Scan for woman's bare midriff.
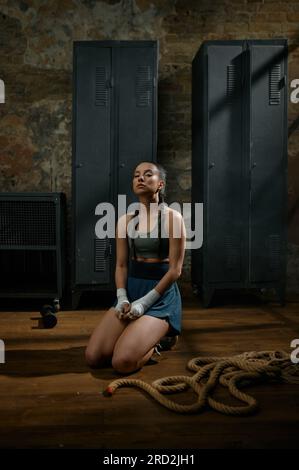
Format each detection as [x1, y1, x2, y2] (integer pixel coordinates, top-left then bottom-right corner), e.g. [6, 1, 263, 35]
[132, 256, 169, 263]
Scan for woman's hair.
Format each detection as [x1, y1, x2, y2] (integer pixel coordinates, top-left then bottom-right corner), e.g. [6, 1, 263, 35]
[155, 162, 167, 205]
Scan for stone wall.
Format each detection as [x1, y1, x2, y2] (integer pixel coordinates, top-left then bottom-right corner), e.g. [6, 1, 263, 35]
[0, 0, 299, 299]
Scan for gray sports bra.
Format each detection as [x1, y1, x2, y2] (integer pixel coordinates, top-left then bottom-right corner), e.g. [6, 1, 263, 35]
[127, 209, 169, 260]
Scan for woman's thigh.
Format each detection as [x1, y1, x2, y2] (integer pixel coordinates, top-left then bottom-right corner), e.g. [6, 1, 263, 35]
[112, 315, 170, 362]
[86, 307, 130, 360]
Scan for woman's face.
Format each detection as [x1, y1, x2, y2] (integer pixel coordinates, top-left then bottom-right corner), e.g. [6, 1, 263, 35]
[133, 163, 163, 196]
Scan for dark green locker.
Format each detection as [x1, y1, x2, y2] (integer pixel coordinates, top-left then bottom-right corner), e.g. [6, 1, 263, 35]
[192, 39, 288, 307]
[72, 41, 158, 308]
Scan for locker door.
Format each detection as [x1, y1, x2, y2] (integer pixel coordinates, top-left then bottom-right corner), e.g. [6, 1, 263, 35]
[249, 43, 287, 282]
[74, 45, 112, 285]
[116, 45, 157, 208]
[207, 45, 245, 282]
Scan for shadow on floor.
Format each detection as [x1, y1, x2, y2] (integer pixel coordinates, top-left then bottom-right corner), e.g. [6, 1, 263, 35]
[0, 346, 160, 380]
[0, 346, 119, 380]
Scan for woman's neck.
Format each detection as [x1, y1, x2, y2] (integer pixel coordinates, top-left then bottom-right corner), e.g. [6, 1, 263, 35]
[138, 197, 159, 214]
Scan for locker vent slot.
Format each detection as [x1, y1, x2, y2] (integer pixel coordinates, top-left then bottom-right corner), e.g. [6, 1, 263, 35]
[227, 64, 239, 104]
[0, 200, 56, 246]
[224, 235, 239, 270]
[95, 66, 108, 107]
[269, 64, 281, 105]
[136, 65, 152, 107]
[268, 234, 280, 273]
[94, 238, 109, 272]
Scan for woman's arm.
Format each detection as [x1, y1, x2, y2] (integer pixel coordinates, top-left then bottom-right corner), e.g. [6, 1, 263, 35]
[115, 214, 129, 289]
[113, 214, 132, 317]
[154, 209, 186, 296]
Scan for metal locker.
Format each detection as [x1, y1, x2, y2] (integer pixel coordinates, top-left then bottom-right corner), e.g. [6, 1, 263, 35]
[249, 42, 288, 288]
[206, 43, 244, 284]
[72, 41, 158, 308]
[73, 45, 112, 288]
[191, 39, 288, 307]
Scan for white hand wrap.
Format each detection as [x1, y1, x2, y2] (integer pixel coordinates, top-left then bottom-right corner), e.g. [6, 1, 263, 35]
[114, 288, 130, 317]
[126, 288, 161, 320]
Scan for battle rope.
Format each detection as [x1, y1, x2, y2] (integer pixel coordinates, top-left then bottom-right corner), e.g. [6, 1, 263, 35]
[102, 350, 299, 415]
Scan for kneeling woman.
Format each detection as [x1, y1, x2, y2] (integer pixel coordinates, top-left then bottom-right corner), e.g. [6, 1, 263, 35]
[85, 161, 186, 374]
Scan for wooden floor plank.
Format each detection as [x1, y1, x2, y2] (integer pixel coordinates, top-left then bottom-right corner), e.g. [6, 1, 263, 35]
[0, 298, 299, 449]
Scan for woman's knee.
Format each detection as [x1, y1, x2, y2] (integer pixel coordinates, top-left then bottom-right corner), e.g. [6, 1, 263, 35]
[112, 351, 138, 374]
[85, 346, 100, 368]
[85, 346, 111, 369]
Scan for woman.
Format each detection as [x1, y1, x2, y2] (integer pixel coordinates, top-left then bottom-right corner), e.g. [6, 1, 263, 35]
[85, 161, 186, 374]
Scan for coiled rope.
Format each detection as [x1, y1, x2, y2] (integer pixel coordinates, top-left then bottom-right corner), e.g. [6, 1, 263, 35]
[102, 350, 299, 415]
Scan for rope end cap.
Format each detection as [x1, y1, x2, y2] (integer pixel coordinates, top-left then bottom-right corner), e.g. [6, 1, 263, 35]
[102, 386, 114, 397]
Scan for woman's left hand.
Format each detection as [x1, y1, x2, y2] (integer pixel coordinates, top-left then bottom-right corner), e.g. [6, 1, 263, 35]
[121, 288, 161, 321]
[122, 299, 145, 320]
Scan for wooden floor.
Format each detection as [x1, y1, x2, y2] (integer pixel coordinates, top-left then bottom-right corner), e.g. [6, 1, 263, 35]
[0, 291, 299, 449]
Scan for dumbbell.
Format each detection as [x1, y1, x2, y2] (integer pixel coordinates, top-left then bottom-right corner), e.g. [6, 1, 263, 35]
[40, 299, 60, 328]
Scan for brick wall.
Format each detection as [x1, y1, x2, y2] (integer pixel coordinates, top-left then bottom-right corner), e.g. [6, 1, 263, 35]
[0, 0, 298, 298]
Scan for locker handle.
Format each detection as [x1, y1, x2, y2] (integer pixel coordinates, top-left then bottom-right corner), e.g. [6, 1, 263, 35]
[279, 75, 286, 89]
[251, 162, 257, 169]
[208, 162, 215, 169]
[104, 244, 111, 258]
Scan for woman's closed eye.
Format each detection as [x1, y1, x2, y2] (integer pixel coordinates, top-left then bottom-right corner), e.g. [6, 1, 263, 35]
[134, 173, 152, 178]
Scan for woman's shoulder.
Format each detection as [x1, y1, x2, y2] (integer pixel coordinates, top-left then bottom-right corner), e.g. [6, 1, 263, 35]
[125, 212, 138, 225]
[161, 206, 185, 237]
[164, 206, 181, 216]
[126, 211, 137, 218]
[116, 212, 137, 238]
[116, 213, 129, 238]
[117, 212, 136, 223]
[162, 206, 184, 222]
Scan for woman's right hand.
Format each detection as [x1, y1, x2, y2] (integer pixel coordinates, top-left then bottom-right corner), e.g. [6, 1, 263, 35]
[114, 288, 131, 320]
[114, 300, 131, 320]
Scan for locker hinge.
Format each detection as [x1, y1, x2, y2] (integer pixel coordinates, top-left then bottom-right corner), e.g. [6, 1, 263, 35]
[153, 77, 157, 87]
[107, 77, 114, 88]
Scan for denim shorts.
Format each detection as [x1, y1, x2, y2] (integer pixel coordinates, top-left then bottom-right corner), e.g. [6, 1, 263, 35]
[113, 259, 182, 336]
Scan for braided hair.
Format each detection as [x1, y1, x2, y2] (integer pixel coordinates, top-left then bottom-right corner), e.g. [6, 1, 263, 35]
[155, 162, 167, 207]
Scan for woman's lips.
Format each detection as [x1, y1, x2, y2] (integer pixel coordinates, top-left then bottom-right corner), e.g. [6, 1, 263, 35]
[137, 184, 145, 187]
